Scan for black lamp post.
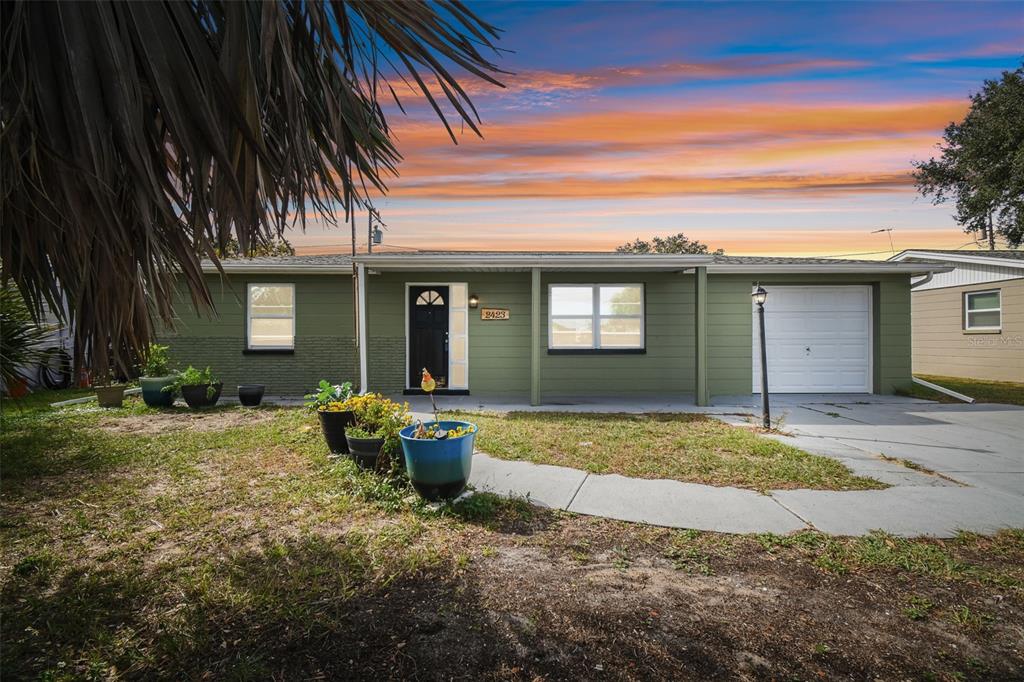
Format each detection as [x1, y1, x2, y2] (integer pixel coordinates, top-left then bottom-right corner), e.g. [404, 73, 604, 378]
[752, 284, 770, 429]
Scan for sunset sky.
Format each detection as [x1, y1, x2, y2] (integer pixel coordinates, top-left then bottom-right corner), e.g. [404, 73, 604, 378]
[295, 1, 1023, 257]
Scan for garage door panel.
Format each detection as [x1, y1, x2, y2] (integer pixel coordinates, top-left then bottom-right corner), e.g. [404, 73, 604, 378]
[753, 286, 871, 393]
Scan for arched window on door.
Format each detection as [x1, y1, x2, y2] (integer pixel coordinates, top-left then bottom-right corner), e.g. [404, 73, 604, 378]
[415, 289, 445, 306]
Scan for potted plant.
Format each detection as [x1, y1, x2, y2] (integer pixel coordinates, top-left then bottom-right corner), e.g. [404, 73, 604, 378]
[237, 384, 265, 407]
[168, 365, 222, 409]
[305, 380, 355, 454]
[138, 343, 176, 407]
[398, 369, 478, 500]
[341, 393, 411, 470]
[94, 371, 128, 408]
[343, 426, 386, 469]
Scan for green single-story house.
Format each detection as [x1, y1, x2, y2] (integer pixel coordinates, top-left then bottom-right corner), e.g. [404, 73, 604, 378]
[161, 252, 951, 405]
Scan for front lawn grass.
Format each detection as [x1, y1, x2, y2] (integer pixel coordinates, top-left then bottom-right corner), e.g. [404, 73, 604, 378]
[451, 410, 885, 491]
[2, 392, 1023, 680]
[904, 374, 1024, 406]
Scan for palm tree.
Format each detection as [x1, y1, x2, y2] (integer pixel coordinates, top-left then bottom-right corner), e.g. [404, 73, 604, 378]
[1, 0, 504, 376]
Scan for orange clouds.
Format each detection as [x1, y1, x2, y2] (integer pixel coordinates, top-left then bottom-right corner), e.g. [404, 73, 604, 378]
[378, 99, 967, 200]
[393, 171, 914, 199]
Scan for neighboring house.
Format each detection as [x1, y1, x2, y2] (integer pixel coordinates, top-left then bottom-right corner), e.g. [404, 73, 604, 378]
[889, 249, 1024, 383]
[161, 252, 949, 404]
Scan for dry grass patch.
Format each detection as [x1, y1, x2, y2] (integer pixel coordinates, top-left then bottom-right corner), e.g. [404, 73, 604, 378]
[96, 406, 278, 435]
[454, 411, 885, 492]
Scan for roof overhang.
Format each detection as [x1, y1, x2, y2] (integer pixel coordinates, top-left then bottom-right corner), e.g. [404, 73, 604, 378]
[351, 253, 714, 271]
[890, 250, 1024, 269]
[201, 261, 352, 274]
[707, 262, 953, 275]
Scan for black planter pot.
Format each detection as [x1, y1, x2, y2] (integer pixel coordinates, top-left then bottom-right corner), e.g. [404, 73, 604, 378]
[181, 382, 223, 409]
[345, 433, 386, 470]
[318, 410, 354, 454]
[237, 384, 265, 407]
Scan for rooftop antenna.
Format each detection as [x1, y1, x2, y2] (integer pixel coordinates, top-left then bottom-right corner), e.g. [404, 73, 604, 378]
[871, 228, 895, 255]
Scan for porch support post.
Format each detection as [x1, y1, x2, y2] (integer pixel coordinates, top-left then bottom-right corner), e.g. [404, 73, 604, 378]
[530, 267, 541, 406]
[357, 262, 368, 394]
[694, 266, 709, 406]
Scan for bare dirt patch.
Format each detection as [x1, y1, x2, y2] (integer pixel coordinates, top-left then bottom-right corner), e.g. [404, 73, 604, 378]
[97, 408, 276, 436]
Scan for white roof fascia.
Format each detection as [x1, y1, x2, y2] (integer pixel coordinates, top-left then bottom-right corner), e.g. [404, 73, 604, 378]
[890, 250, 1024, 269]
[707, 263, 953, 275]
[351, 253, 714, 270]
[201, 262, 352, 274]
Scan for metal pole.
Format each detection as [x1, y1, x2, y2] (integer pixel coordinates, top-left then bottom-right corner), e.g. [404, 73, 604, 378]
[367, 208, 373, 254]
[757, 302, 770, 429]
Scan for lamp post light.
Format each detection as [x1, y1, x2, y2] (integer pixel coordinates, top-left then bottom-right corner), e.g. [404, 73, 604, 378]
[752, 284, 770, 429]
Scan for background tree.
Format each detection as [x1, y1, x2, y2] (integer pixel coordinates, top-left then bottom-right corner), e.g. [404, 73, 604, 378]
[215, 237, 296, 259]
[616, 233, 724, 255]
[913, 64, 1023, 249]
[1, 1, 504, 376]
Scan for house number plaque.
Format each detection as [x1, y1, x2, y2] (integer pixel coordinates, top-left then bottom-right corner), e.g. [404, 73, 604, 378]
[480, 308, 510, 320]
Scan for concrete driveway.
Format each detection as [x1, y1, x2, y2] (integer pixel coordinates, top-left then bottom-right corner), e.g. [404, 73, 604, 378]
[711, 395, 1024, 535]
[724, 396, 1024, 495]
[406, 392, 1024, 536]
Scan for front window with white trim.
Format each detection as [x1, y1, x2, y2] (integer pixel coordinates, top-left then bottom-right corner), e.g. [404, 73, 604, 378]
[549, 284, 644, 350]
[964, 289, 1001, 331]
[247, 283, 295, 349]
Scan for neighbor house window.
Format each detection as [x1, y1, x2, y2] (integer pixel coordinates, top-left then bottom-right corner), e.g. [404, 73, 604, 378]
[549, 284, 644, 350]
[247, 283, 295, 349]
[964, 289, 1001, 331]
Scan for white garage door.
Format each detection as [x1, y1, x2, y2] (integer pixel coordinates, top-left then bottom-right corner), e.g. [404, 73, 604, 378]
[752, 285, 872, 393]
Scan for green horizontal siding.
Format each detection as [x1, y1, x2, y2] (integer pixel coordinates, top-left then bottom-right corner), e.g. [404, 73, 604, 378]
[538, 272, 695, 397]
[160, 268, 913, 400]
[159, 274, 355, 395]
[876, 278, 913, 394]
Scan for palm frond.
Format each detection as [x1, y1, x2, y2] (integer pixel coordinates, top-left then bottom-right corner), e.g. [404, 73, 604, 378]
[0, 283, 54, 388]
[0, 0, 504, 376]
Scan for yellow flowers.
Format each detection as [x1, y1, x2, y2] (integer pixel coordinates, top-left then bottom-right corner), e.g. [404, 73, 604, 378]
[412, 422, 477, 440]
[448, 424, 476, 439]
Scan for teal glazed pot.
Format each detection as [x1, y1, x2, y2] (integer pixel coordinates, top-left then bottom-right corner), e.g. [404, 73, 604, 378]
[140, 376, 176, 407]
[399, 421, 477, 501]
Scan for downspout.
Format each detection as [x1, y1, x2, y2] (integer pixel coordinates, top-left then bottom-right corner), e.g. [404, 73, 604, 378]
[910, 271, 934, 289]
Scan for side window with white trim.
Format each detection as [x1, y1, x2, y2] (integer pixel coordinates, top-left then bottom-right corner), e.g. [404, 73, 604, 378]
[963, 289, 1001, 331]
[248, 283, 295, 349]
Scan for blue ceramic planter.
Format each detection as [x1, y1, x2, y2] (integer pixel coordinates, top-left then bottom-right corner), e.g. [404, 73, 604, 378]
[140, 376, 175, 408]
[399, 421, 477, 501]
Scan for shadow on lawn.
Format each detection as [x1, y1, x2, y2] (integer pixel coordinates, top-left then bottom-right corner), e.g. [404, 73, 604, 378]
[2, 535, 521, 680]
[1, 532, 763, 681]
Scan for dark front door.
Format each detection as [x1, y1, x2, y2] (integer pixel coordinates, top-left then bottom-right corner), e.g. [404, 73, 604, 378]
[409, 285, 449, 389]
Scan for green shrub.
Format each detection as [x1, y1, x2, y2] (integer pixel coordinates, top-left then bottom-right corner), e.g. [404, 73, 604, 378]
[165, 366, 219, 398]
[139, 343, 172, 377]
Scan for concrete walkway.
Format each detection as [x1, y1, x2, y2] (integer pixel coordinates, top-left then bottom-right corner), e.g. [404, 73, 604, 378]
[419, 394, 1024, 538]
